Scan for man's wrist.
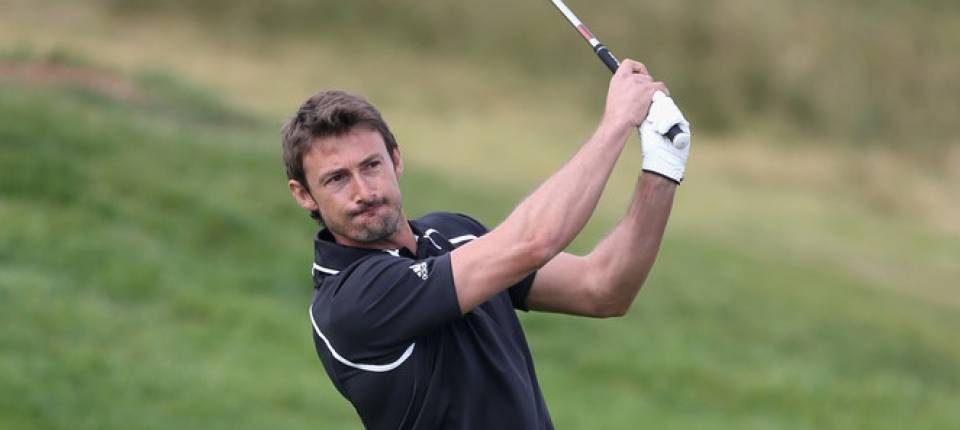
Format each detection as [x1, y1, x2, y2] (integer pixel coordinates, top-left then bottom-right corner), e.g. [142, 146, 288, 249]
[641, 169, 681, 185]
[641, 153, 685, 183]
[599, 111, 636, 133]
[595, 115, 634, 146]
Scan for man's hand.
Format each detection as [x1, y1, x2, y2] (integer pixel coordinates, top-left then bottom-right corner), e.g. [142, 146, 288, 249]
[602, 59, 691, 183]
[640, 91, 691, 183]
[601, 59, 669, 130]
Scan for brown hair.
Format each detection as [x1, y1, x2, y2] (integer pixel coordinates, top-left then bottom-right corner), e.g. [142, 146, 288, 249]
[281, 90, 398, 222]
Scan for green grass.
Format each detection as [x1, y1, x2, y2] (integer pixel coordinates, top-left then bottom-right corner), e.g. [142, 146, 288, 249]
[1, 61, 958, 429]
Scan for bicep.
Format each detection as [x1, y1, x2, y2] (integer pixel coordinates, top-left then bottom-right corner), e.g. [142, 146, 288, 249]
[525, 252, 603, 316]
[449, 225, 543, 314]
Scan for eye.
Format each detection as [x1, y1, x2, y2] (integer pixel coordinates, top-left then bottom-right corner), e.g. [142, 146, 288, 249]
[367, 160, 381, 169]
[325, 173, 345, 186]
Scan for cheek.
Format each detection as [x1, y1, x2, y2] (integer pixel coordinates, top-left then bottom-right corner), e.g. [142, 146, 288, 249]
[384, 178, 403, 201]
[313, 191, 344, 215]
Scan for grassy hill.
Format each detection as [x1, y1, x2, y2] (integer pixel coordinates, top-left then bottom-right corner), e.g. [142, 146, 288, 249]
[2, 54, 959, 429]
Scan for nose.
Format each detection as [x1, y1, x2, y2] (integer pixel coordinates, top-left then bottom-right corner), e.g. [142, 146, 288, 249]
[352, 175, 377, 203]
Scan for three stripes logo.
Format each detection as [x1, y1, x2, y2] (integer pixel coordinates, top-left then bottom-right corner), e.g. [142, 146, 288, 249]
[409, 262, 429, 280]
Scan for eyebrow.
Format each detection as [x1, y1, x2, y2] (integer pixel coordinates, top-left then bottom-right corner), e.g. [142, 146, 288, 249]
[358, 153, 383, 166]
[317, 167, 347, 187]
[316, 153, 384, 186]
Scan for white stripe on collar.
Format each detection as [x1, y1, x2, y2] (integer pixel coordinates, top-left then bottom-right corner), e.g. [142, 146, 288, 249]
[422, 229, 443, 250]
[312, 263, 340, 275]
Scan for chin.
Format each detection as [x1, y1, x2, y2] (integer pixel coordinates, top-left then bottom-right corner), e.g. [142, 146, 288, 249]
[353, 218, 398, 243]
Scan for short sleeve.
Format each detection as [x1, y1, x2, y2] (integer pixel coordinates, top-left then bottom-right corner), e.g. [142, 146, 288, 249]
[425, 212, 537, 311]
[448, 213, 489, 235]
[450, 213, 536, 310]
[509, 271, 537, 311]
[327, 253, 462, 353]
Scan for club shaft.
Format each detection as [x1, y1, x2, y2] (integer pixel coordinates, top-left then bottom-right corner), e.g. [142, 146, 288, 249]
[549, 0, 619, 71]
[549, 0, 684, 141]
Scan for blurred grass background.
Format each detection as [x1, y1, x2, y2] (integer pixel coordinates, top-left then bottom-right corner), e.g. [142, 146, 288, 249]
[1, 0, 958, 428]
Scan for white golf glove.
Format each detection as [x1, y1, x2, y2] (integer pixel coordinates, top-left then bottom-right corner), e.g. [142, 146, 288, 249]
[640, 91, 691, 183]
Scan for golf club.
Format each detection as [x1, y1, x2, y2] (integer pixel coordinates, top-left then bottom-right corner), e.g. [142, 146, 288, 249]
[548, 0, 691, 148]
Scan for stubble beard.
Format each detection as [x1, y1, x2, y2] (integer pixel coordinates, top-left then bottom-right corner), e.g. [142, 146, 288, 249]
[346, 202, 402, 244]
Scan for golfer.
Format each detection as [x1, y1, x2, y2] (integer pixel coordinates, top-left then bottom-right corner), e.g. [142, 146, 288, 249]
[282, 60, 690, 429]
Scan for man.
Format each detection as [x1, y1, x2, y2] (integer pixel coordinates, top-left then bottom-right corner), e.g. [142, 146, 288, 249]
[282, 60, 690, 429]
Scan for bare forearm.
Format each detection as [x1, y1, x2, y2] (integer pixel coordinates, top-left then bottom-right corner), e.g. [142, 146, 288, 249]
[587, 172, 676, 310]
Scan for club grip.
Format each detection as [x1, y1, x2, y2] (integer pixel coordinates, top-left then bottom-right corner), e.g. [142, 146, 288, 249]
[665, 124, 684, 141]
[644, 92, 691, 149]
[637, 123, 690, 150]
[594, 45, 620, 73]
[596, 46, 690, 148]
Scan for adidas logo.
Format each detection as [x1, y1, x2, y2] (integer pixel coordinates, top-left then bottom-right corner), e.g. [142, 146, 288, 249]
[409, 262, 429, 280]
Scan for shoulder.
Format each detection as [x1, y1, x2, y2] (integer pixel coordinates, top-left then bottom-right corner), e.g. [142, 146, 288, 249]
[321, 253, 415, 296]
[417, 211, 488, 240]
[317, 252, 455, 316]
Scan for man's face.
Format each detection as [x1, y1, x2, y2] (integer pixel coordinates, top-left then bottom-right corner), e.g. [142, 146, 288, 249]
[289, 127, 405, 247]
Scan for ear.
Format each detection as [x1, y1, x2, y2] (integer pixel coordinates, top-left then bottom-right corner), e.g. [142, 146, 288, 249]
[390, 147, 404, 178]
[289, 179, 319, 212]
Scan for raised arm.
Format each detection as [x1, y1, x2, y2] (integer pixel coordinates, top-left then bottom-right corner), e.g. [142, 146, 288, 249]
[525, 172, 676, 317]
[449, 60, 667, 314]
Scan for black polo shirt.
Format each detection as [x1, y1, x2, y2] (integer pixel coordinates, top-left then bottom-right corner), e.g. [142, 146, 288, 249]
[308, 212, 553, 429]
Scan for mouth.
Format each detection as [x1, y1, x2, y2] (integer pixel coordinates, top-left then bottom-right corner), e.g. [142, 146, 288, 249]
[352, 203, 384, 220]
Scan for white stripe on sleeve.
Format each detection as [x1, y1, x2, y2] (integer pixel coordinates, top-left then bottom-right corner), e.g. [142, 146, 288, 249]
[309, 305, 415, 373]
[448, 234, 477, 244]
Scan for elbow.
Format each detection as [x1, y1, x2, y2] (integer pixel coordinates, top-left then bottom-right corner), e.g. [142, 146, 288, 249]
[593, 300, 630, 318]
[525, 240, 556, 270]
[517, 231, 561, 269]
[505, 210, 567, 269]
[588, 281, 639, 318]
[501, 238, 553, 275]
[605, 303, 630, 318]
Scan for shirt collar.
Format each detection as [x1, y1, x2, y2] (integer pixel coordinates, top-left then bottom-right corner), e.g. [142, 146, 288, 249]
[312, 220, 429, 275]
